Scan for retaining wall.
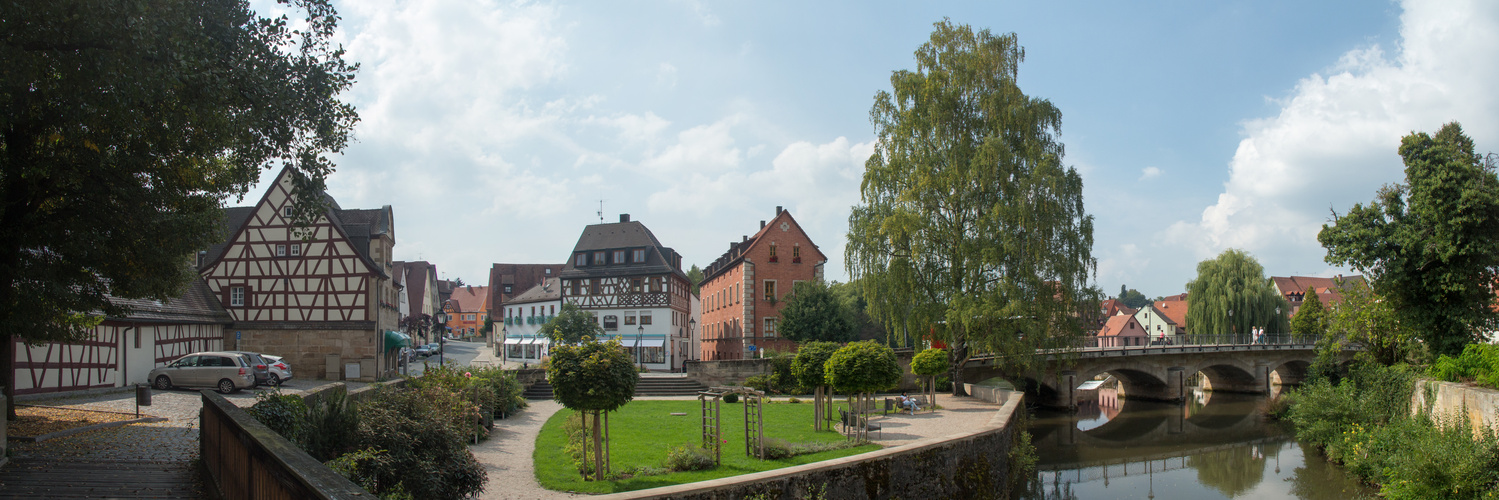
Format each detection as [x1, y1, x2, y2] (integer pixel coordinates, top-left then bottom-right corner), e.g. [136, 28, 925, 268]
[200, 390, 367, 500]
[596, 391, 1026, 500]
[1412, 380, 1499, 436]
[686, 351, 923, 392]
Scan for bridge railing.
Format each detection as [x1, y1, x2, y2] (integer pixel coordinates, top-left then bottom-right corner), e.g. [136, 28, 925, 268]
[1078, 333, 1320, 350]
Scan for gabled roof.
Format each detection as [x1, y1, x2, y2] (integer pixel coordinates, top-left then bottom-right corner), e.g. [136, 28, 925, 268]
[106, 279, 233, 324]
[401, 261, 437, 315]
[448, 285, 489, 313]
[559, 216, 687, 280]
[1098, 314, 1144, 337]
[702, 208, 827, 283]
[489, 263, 565, 311]
[1153, 299, 1188, 330]
[1272, 275, 1366, 304]
[508, 278, 561, 305]
[1135, 304, 1178, 326]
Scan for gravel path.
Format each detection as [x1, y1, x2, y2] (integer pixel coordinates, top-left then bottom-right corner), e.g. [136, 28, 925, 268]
[471, 400, 580, 500]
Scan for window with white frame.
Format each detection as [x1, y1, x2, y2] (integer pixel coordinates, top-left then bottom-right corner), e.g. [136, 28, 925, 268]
[230, 286, 245, 307]
[763, 317, 777, 337]
[283, 205, 293, 218]
[290, 243, 301, 256]
[275, 244, 287, 257]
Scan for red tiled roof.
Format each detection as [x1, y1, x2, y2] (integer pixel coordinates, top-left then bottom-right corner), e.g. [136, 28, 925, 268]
[1098, 314, 1145, 337]
[448, 285, 489, 313]
[1154, 300, 1188, 331]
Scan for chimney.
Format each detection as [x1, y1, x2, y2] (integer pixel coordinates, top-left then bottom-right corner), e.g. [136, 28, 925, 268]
[619, 214, 630, 223]
[742, 235, 748, 242]
[760, 220, 766, 229]
[775, 206, 783, 215]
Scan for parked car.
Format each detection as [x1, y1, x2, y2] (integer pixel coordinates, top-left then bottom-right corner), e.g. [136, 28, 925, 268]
[427, 342, 443, 355]
[230, 351, 272, 387]
[148, 352, 256, 394]
[413, 344, 432, 357]
[261, 354, 294, 386]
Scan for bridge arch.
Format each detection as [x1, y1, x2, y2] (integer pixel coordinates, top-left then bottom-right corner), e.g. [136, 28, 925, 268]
[1182, 358, 1261, 394]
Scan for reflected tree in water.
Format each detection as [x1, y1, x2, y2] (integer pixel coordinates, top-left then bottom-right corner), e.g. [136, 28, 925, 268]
[1188, 446, 1268, 497]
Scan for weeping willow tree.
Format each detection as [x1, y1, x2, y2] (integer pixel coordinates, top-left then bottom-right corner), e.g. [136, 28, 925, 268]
[1184, 249, 1289, 340]
[846, 20, 1099, 396]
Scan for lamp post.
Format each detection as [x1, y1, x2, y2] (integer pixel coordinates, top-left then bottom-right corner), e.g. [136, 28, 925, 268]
[1227, 309, 1235, 345]
[637, 325, 645, 371]
[436, 311, 447, 366]
[688, 318, 696, 374]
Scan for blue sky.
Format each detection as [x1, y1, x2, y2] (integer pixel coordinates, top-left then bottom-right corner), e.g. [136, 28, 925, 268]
[247, 0, 1499, 298]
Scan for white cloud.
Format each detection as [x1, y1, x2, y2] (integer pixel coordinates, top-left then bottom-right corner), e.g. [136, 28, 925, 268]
[1167, 0, 1499, 268]
[638, 116, 746, 176]
[657, 62, 679, 90]
[1139, 166, 1163, 181]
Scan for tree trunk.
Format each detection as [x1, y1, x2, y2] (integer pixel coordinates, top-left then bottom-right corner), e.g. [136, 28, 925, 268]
[949, 340, 970, 397]
[813, 386, 822, 431]
[591, 411, 603, 481]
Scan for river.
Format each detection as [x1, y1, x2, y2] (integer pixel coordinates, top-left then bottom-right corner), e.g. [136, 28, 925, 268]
[1017, 387, 1376, 499]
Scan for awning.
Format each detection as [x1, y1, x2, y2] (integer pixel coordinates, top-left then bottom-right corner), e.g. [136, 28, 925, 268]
[383, 330, 410, 352]
[638, 338, 665, 348]
[504, 337, 524, 345]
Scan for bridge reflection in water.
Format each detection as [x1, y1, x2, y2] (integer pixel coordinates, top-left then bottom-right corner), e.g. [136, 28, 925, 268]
[1018, 389, 1374, 500]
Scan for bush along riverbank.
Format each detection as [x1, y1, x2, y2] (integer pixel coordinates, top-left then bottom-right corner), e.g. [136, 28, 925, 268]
[1274, 362, 1499, 499]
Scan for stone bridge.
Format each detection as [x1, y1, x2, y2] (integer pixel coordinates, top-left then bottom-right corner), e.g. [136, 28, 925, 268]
[962, 340, 1351, 408]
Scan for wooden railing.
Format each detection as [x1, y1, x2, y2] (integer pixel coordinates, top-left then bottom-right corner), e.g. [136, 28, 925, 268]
[199, 390, 368, 500]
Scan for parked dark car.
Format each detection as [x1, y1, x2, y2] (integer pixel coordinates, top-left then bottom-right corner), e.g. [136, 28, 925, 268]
[230, 351, 272, 387]
[413, 345, 432, 357]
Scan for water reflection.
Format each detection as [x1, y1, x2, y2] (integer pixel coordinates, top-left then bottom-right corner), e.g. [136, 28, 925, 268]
[1019, 389, 1374, 499]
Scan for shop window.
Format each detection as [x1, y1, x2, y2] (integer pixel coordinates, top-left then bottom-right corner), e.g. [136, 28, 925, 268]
[604, 315, 618, 330]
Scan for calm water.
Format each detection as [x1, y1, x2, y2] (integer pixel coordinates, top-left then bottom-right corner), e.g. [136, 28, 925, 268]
[1017, 388, 1376, 499]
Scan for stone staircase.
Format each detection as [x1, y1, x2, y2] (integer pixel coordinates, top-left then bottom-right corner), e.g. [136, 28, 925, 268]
[522, 376, 707, 399]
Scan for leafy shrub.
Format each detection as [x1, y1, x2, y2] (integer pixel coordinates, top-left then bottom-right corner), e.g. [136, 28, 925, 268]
[1430, 343, 1499, 388]
[744, 375, 772, 393]
[247, 388, 308, 443]
[724, 393, 739, 404]
[825, 341, 902, 395]
[663, 443, 715, 471]
[325, 447, 403, 496]
[303, 385, 359, 461]
[788, 397, 802, 404]
[355, 385, 487, 499]
[761, 437, 857, 460]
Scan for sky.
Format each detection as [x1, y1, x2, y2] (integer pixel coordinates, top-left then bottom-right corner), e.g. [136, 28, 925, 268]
[244, 0, 1499, 299]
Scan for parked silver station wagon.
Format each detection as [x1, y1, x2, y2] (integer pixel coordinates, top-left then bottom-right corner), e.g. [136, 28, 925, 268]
[148, 351, 257, 394]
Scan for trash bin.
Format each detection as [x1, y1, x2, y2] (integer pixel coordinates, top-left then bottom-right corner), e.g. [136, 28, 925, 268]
[136, 384, 152, 406]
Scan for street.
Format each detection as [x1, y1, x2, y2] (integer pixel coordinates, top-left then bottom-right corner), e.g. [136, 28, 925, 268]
[398, 337, 484, 377]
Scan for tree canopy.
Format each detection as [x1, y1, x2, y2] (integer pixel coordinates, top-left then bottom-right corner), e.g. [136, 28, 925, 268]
[910, 348, 947, 377]
[541, 303, 604, 345]
[547, 338, 637, 413]
[1117, 288, 1151, 309]
[1319, 123, 1499, 356]
[1325, 282, 1416, 366]
[845, 20, 1097, 395]
[0, 0, 358, 418]
[1183, 249, 1289, 338]
[791, 341, 841, 390]
[686, 265, 703, 295]
[1290, 289, 1326, 337]
[824, 341, 902, 395]
[778, 281, 856, 343]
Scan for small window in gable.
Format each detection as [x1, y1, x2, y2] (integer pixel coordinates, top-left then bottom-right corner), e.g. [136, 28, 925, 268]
[633, 249, 646, 263]
[283, 205, 293, 218]
[289, 244, 301, 256]
[230, 286, 245, 307]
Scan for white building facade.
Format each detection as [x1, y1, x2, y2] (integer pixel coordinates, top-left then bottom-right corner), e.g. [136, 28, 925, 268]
[501, 278, 561, 364]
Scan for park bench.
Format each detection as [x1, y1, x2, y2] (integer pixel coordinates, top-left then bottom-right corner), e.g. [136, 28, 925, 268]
[838, 408, 881, 440]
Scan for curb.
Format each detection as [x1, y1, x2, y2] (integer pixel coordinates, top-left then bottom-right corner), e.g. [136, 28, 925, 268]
[10, 416, 170, 443]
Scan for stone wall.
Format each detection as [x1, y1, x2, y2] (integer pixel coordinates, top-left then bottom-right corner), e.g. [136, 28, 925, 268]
[596, 391, 1025, 500]
[1412, 380, 1499, 436]
[233, 328, 378, 382]
[510, 368, 547, 387]
[687, 351, 923, 392]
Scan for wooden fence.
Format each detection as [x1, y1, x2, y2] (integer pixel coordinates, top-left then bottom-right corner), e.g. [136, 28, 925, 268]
[199, 390, 368, 500]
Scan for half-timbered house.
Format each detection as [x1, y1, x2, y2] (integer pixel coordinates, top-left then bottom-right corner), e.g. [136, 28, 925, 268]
[560, 214, 693, 371]
[11, 280, 231, 395]
[198, 167, 400, 381]
[698, 207, 827, 360]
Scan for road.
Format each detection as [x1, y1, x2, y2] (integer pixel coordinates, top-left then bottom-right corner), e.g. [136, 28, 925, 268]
[397, 337, 484, 377]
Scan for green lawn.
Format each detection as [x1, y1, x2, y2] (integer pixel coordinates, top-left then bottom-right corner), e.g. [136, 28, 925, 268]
[533, 400, 881, 494]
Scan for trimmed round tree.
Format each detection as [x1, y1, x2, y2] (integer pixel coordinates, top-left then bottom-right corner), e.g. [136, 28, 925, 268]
[825, 341, 901, 441]
[547, 338, 638, 480]
[910, 348, 947, 409]
[792, 341, 841, 431]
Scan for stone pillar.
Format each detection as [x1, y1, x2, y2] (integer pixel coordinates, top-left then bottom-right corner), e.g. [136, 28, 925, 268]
[1167, 367, 1186, 403]
[1254, 363, 1271, 395]
[1058, 371, 1077, 410]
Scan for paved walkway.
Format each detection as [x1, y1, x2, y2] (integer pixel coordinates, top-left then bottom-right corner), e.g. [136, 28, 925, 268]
[471, 393, 1006, 499]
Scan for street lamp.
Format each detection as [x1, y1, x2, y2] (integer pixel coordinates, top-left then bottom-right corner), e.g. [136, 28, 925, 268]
[1227, 309, 1235, 344]
[687, 318, 696, 374]
[435, 311, 447, 366]
[637, 325, 645, 371]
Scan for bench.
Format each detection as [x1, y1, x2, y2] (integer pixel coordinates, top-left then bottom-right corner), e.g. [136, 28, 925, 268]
[884, 395, 931, 415]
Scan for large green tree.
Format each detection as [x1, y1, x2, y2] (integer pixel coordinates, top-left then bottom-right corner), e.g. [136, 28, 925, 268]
[846, 20, 1097, 396]
[1183, 249, 1289, 339]
[1117, 287, 1151, 309]
[686, 264, 703, 295]
[778, 280, 855, 343]
[1290, 289, 1326, 337]
[0, 0, 358, 418]
[1319, 123, 1499, 356]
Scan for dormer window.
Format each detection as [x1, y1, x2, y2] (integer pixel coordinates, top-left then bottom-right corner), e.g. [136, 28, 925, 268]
[593, 252, 606, 265]
[633, 249, 646, 263]
[575, 253, 586, 266]
[613, 250, 626, 263]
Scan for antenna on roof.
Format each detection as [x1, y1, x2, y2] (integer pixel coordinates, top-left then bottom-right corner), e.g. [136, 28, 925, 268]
[597, 199, 605, 224]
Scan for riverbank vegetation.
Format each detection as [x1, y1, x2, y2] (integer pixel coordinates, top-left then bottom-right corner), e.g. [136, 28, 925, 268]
[1277, 362, 1499, 499]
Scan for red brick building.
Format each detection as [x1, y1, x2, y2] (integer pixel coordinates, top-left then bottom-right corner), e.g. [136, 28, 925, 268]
[698, 207, 827, 360]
